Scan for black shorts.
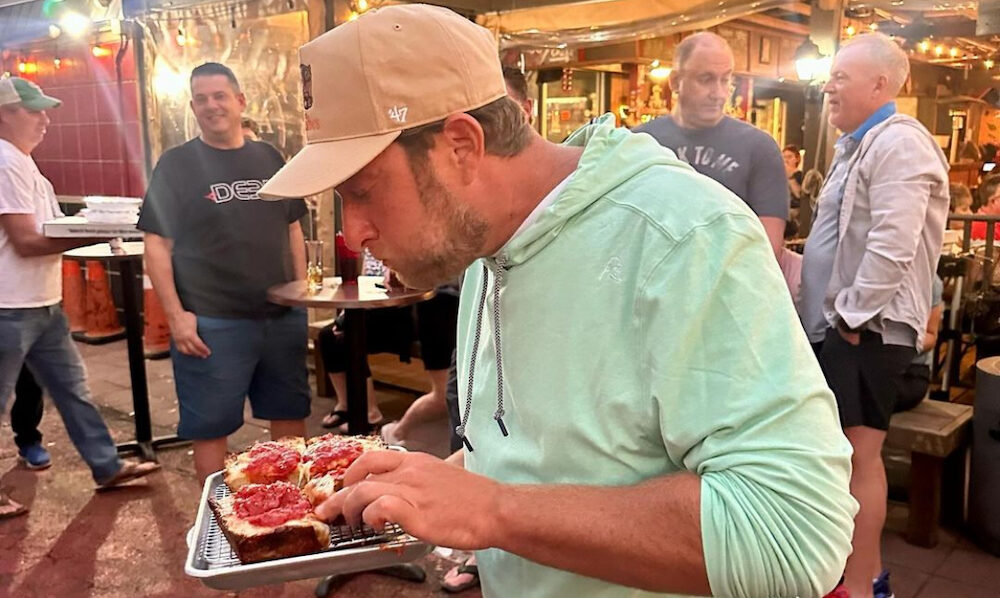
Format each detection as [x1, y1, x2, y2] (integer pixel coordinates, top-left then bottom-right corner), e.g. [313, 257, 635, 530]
[817, 327, 917, 431]
[318, 293, 459, 376]
[415, 293, 459, 370]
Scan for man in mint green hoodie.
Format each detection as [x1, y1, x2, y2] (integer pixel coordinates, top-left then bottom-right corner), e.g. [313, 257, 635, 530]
[260, 5, 857, 597]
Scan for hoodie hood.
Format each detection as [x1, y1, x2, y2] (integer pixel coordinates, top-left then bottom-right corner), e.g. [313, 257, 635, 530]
[453, 115, 694, 452]
[498, 113, 691, 267]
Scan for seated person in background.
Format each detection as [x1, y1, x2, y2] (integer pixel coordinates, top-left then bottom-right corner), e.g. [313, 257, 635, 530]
[895, 275, 944, 412]
[970, 175, 1000, 240]
[317, 250, 459, 441]
[948, 183, 973, 232]
[783, 144, 804, 209]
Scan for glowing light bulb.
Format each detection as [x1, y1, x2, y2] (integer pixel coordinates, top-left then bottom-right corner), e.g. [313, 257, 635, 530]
[59, 12, 90, 38]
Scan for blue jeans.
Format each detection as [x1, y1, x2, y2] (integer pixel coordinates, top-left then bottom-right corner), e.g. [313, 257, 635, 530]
[172, 308, 310, 439]
[0, 305, 122, 483]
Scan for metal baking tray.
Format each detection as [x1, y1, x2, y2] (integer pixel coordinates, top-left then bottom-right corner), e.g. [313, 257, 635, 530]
[184, 468, 433, 590]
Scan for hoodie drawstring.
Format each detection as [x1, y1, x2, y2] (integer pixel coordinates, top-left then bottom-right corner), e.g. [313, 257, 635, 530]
[455, 258, 509, 452]
[491, 256, 509, 437]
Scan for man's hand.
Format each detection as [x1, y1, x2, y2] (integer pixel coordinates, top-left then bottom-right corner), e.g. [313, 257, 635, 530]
[169, 311, 211, 358]
[836, 320, 861, 346]
[315, 451, 500, 550]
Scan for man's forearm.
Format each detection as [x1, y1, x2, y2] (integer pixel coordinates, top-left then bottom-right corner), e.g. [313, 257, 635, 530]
[289, 222, 306, 279]
[143, 238, 185, 318]
[16, 235, 107, 257]
[759, 216, 786, 259]
[490, 472, 710, 595]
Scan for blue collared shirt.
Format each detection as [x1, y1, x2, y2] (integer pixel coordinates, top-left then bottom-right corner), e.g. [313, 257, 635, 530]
[848, 101, 897, 142]
[799, 101, 897, 341]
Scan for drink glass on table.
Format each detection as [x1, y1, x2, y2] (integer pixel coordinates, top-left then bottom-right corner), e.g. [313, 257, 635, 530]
[335, 232, 359, 284]
[305, 240, 324, 293]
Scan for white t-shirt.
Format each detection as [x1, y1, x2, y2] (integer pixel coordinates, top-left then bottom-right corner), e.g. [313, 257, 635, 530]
[0, 138, 63, 308]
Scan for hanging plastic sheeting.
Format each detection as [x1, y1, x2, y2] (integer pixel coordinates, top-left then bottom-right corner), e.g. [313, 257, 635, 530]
[477, 0, 802, 50]
[133, 0, 322, 163]
[0, 0, 124, 50]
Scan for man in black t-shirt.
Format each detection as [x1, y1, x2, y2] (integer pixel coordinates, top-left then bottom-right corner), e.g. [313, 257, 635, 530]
[633, 32, 789, 258]
[138, 63, 310, 481]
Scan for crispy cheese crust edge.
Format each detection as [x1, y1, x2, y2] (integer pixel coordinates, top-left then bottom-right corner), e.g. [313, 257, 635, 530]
[208, 495, 331, 564]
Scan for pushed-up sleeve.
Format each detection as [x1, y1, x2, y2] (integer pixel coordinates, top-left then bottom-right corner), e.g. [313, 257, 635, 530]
[639, 212, 857, 598]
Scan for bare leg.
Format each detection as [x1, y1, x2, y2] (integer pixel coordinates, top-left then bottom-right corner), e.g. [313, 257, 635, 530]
[843, 425, 888, 598]
[392, 369, 449, 439]
[193, 437, 229, 482]
[270, 419, 306, 440]
[327, 372, 382, 424]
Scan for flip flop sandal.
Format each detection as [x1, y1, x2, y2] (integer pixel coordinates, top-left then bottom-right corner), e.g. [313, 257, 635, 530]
[321, 409, 350, 429]
[96, 461, 161, 491]
[0, 495, 28, 520]
[441, 561, 479, 593]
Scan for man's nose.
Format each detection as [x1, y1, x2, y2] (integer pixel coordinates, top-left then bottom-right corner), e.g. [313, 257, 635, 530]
[341, 203, 377, 253]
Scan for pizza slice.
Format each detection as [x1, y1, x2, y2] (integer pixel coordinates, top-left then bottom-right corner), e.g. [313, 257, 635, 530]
[223, 437, 307, 491]
[300, 435, 388, 507]
[302, 434, 386, 480]
[302, 472, 340, 508]
[208, 481, 330, 564]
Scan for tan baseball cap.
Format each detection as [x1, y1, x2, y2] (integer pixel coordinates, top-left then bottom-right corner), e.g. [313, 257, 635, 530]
[259, 3, 506, 200]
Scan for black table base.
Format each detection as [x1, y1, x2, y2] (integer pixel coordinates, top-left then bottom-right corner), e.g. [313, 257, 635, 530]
[314, 563, 427, 597]
[114, 258, 188, 462]
[344, 308, 370, 436]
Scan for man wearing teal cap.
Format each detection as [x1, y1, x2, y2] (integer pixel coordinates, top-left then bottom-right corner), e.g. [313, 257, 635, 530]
[0, 77, 160, 520]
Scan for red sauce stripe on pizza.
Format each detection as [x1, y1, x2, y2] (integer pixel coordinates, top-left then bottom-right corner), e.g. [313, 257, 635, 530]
[245, 441, 302, 482]
[233, 481, 312, 527]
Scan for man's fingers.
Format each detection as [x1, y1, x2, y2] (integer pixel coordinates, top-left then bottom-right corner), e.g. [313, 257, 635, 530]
[178, 334, 211, 358]
[362, 495, 419, 532]
[340, 450, 409, 487]
[190, 334, 211, 357]
[342, 480, 413, 526]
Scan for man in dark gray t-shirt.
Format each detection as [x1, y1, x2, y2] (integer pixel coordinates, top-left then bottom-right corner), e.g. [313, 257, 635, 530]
[634, 32, 789, 256]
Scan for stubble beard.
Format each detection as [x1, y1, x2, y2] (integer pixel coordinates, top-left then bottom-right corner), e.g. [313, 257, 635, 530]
[392, 159, 488, 290]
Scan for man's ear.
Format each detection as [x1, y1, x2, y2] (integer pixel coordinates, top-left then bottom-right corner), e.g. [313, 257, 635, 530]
[872, 73, 890, 98]
[439, 113, 485, 185]
[668, 68, 681, 93]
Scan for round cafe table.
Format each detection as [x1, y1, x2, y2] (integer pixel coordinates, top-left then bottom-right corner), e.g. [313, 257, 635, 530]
[63, 242, 189, 461]
[266, 277, 436, 436]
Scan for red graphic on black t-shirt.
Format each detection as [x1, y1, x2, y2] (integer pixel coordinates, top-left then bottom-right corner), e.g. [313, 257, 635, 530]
[203, 180, 267, 204]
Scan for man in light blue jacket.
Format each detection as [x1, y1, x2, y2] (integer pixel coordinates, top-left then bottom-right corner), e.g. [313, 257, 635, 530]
[800, 33, 949, 598]
[261, 5, 857, 597]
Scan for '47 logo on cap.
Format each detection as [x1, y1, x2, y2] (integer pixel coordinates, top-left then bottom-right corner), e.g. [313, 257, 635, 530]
[388, 105, 408, 124]
[300, 64, 313, 110]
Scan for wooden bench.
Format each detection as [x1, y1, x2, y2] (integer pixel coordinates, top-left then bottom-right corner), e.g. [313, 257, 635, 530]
[886, 399, 973, 547]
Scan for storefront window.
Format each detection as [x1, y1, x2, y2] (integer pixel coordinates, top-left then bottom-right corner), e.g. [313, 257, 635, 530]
[540, 70, 603, 143]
